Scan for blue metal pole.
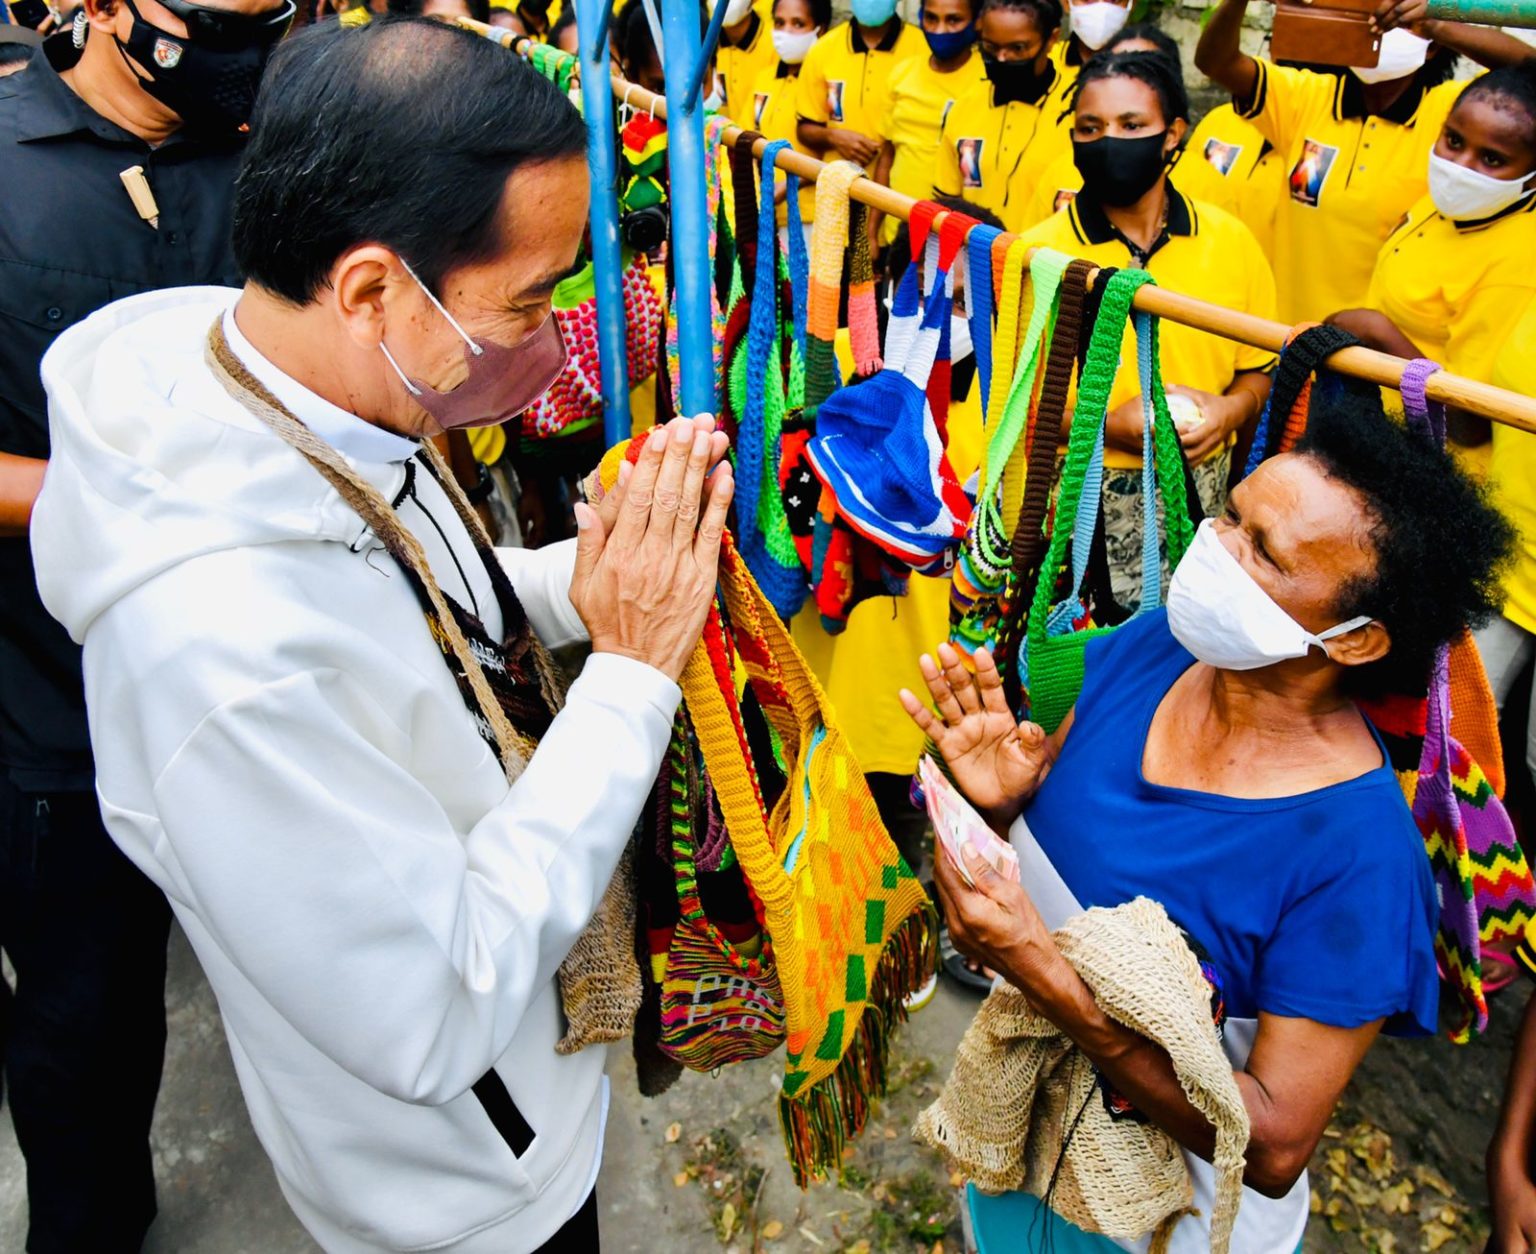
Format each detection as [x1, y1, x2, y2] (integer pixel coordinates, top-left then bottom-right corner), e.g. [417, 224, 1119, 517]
[661, 0, 716, 417]
[577, 0, 632, 445]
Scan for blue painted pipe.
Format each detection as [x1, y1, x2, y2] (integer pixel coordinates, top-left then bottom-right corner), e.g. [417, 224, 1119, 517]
[661, 0, 716, 417]
[577, 0, 632, 445]
[686, 0, 729, 110]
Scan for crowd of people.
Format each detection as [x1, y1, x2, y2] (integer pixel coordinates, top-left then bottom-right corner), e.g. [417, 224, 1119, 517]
[3, 0, 1536, 1249]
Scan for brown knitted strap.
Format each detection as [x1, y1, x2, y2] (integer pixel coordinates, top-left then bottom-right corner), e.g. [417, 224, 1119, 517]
[203, 318, 541, 780]
[1009, 258, 1092, 588]
[731, 130, 765, 296]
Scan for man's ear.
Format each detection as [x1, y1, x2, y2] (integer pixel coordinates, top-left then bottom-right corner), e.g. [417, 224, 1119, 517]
[84, 0, 120, 32]
[1166, 116, 1189, 155]
[330, 245, 411, 353]
[1326, 620, 1393, 669]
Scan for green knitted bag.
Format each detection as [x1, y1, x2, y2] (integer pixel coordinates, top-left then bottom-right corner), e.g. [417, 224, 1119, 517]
[1022, 269, 1193, 733]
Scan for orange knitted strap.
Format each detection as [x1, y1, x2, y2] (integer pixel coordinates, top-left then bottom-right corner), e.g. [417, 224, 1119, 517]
[981, 238, 1032, 489]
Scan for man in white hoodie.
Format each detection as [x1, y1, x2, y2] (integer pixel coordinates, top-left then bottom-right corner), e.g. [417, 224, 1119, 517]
[30, 16, 736, 1253]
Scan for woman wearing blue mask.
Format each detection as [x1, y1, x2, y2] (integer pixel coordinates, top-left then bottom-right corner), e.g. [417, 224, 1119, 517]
[904, 400, 1513, 1253]
[1328, 62, 1536, 476]
[868, 0, 986, 248]
[794, 0, 924, 171]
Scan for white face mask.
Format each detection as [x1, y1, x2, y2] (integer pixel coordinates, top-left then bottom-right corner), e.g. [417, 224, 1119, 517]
[772, 26, 820, 64]
[1427, 151, 1536, 220]
[1166, 520, 1374, 671]
[715, 0, 754, 25]
[949, 313, 974, 363]
[1069, 0, 1128, 51]
[1351, 27, 1429, 84]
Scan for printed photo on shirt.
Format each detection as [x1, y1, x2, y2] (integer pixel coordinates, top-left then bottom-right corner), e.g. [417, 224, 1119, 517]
[1202, 137, 1243, 177]
[826, 79, 846, 123]
[1053, 187, 1077, 213]
[1288, 138, 1338, 208]
[754, 91, 769, 127]
[956, 137, 984, 189]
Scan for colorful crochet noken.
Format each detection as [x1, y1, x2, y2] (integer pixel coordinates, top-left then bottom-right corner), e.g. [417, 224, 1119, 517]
[593, 440, 936, 1184]
[804, 160, 863, 420]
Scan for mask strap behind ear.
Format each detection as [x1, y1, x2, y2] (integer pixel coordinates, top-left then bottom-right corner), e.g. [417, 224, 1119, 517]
[1315, 615, 1375, 654]
[379, 343, 423, 396]
[397, 259, 482, 357]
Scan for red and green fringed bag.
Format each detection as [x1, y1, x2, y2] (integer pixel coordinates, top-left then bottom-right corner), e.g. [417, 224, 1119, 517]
[1022, 268, 1194, 733]
[591, 440, 935, 1183]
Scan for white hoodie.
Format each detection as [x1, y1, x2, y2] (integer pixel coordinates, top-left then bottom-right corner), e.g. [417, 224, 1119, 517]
[31, 286, 680, 1253]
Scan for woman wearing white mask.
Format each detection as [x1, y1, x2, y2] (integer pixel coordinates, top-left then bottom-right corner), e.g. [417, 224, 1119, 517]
[751, 0, 829, 246]
[1329, 62, 1536, 476]
[1195, 0, 1532, 323]
[903, 400, 1513, 1253]
[1054, 0, 1129, 77]
[712, 0, 778, 125]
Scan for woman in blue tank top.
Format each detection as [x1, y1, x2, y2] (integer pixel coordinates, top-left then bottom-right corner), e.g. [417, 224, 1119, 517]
[901, 400, 1512, 1252]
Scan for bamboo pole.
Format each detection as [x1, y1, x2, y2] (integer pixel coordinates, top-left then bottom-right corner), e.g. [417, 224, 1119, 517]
[458, 18, 1536, 435]
[1423, 0, 1536, 27]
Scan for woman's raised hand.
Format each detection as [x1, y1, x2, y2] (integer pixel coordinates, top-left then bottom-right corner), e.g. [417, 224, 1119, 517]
[570, 414, 734, 682]
[899, 643, 1059, 830]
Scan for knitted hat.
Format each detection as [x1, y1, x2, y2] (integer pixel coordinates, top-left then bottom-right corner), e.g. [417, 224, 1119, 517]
[804, 205, 976, 572]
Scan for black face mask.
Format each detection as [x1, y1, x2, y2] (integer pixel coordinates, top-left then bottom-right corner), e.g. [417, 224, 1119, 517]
[1072, 131, 1171, 208]
[982, 55, 1053, 106]
[114, 0, 277, 137]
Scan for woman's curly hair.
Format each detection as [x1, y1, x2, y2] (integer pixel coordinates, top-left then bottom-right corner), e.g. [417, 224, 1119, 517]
[1295, 389, 1514, 699]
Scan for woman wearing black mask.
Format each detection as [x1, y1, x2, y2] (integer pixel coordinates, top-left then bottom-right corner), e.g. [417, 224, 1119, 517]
[932, 0, 1073, 232]
[1018, 51, 1277, 607]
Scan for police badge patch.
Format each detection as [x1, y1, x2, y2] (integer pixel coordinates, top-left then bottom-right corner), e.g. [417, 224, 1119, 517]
[153, 38, 183, 69]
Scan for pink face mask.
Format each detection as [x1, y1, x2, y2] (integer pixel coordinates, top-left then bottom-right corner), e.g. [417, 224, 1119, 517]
[379, 261, 568, 430]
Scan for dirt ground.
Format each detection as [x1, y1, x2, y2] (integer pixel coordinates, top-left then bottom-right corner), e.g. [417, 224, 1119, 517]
[600, 954, 1522, 1254]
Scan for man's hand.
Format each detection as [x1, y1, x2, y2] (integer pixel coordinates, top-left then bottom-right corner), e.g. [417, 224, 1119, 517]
[1166, 384, 1244, 464]
[569, 414, 734, 682]
[827, 127, 881, 167]
[899, 644, 1060, 831]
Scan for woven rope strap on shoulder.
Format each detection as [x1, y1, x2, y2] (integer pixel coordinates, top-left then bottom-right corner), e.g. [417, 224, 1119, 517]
[203, 319, 549, 780]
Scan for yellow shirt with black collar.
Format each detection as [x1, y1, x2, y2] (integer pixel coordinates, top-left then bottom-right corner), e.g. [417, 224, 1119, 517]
[751, 59, 818, 226]
[713, 7, 779, 127]
[880, 51, 987, 242]
[1176, 104, 1283, 257]
[1490, 295, 1536, 636]
[796, 19, 926, 154]
[1015, 187, 1278, 469]
[1236, 60, 1465, 324]
[933, 68, 1075, 232]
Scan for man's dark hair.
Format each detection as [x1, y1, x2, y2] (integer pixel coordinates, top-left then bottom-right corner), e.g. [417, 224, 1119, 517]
[550, 5, 577, 41]
[781, 0, 832, 29]
[233, 17, 585, 304]
[1103, 22, 1180, 75]
[979, 0, 1063, 39]
[1295, 395, 1514, 699]
[0, 43, 34, 70]
[1072, 48, 1189, 123]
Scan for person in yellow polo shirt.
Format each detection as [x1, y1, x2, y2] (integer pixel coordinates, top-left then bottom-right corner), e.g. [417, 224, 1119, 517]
[751, 0, 829, 239]
[1177, 101, 1282, 255]
[1329, 64, 1536, 473]
[795, 0, 925, 170]
[712, 0, 778, 123]
[1019, 51, 1276, 605]
[933, 0, 1073, 232]
[1015, 23, 1187, 228]
[1195, 0, 1533, 324]
[870, 0, 986, 246]
[1477, 295, 1536, 800]
[1056, 0, 1128, 68]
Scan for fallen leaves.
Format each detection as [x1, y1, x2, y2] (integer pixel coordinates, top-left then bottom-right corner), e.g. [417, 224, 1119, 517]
[664, 1121, 682, 1144]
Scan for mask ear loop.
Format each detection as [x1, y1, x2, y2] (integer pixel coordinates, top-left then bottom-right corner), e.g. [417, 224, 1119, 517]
[395, 257, 483, 357]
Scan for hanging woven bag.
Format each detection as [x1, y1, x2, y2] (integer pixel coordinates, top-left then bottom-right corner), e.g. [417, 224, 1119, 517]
[1022, 269, 1194, 733]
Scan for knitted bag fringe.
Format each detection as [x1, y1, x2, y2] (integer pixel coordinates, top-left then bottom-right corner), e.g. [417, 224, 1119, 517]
[592, 440, 935, 1183]
[664, 114, 730, 415]
[914, 898, 1249, 1254]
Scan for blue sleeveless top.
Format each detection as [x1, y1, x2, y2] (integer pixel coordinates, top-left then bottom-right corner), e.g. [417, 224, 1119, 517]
[1023, 609, 1439, 1036]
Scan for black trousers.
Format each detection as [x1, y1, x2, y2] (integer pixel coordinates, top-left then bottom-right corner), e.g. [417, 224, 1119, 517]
[537, 1189, 600, 1253]
[0, 776, 172, 1254]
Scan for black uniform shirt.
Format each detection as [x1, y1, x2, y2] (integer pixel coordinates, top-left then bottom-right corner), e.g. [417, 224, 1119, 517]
[0, 45, 244, 790]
